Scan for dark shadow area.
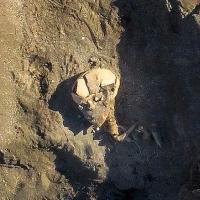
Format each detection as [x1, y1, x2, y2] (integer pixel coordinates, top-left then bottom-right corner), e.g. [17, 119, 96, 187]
[0, 151, 4, 164]
[48, 1, 200, 199]
[51, 145, 99, 200]
[97, 182, 148, 200]
[100, 1, 200, 200]
[48, 76, 90, 135]
[48, 75, 102, 198]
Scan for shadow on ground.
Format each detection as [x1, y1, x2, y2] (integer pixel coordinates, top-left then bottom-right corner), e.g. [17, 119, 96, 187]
[49, 77, 99, 199]
[48, 75, 90, 135]
[49, 1, 200, 199]
[98, 0, 200, 200]
[51, 145, 99, 200]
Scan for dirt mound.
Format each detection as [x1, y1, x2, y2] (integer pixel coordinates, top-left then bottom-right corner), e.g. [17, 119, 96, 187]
[1, 0, 200, 199]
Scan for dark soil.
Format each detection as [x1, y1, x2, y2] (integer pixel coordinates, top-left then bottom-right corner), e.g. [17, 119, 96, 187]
[1, 0, 200, 199]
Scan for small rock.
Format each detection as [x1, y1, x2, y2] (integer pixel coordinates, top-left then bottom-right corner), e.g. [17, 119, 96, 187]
[76, 78, 89, 98]
[41, 173, 50, 191]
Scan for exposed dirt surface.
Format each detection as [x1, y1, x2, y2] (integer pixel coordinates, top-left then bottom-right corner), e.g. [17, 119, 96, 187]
[1, 0, 200, 199]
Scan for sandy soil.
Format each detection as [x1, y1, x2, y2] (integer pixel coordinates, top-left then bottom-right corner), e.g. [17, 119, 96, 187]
[1, 0, 200, 199]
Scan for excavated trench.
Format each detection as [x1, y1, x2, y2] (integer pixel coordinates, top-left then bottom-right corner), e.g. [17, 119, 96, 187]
[1, 0, 200, 199]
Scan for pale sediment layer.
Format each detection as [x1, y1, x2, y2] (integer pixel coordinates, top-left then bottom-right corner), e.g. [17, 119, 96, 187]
[0, 0, 23, 147]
